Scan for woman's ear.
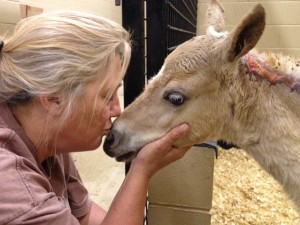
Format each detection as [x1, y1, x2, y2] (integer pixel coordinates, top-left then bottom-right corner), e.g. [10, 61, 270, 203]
[39, 96, 62, 116]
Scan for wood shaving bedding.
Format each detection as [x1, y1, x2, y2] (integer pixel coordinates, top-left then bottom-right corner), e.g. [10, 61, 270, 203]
[212, 148, 299, 224]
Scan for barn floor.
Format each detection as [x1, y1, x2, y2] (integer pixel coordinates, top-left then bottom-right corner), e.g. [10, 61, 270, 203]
[212, 148, 299, 225]
[73, 145, 125, 210]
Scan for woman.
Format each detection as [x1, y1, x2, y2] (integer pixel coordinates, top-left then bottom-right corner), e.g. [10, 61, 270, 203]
[0, 11, 191, 224]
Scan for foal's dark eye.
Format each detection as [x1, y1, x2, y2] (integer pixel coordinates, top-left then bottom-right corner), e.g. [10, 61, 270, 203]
[164, 92, 186, 106]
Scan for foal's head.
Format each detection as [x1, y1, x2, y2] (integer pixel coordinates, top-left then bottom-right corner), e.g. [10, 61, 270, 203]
[104, 1, 265, 162]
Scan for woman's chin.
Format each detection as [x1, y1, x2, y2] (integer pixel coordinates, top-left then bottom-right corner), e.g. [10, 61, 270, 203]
[86, 138, 103, 151]
[94, 139, 103, 150]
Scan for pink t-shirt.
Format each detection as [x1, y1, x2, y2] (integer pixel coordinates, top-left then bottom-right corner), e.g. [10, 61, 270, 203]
[0, 103, 92, 224]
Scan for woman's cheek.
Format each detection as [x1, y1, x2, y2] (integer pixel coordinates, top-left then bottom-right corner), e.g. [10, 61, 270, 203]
[99, 107, 111, 122]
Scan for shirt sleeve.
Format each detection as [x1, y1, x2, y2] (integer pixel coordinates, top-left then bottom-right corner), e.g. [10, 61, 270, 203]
[0, 148, 80, 225]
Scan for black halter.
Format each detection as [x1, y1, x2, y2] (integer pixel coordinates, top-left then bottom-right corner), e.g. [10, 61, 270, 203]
[0, 40, 4, 51]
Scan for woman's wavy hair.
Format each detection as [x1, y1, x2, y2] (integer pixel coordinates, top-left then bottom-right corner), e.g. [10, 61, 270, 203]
[0, 10, 131, 124]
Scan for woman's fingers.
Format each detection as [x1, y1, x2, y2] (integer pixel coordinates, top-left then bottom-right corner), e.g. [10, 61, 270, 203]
[131, 124, 191, 178]
[155, 124, 189, 150]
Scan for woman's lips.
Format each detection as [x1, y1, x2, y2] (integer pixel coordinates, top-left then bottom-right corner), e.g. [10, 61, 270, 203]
[102, 129, 111, 136]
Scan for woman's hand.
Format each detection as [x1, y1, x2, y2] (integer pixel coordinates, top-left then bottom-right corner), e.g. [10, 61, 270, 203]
[130, 124, 191, 179]
[101, 124, 191, 225]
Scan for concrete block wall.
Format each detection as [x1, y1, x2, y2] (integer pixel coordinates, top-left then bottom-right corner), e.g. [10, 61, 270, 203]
[148, 146, 215, 225]
[0, 0, 121, 37]
[197, 0, 300, 58]
[19, 0, 121, 24]
[0, 0, 20, 35]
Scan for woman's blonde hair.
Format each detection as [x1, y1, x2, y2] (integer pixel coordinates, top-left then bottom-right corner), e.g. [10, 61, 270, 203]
[0, 10, 131, 123]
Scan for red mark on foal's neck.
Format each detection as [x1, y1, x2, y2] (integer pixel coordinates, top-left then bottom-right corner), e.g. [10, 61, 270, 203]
[246, 55, 278, 85]
[245, 54, 300, 92]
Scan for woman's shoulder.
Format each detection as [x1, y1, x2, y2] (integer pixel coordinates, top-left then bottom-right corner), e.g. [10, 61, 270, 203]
[0, 148, 77, 224]
[0, 147, 56, 222]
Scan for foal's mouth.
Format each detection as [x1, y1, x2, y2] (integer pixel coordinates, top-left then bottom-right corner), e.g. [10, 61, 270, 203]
[116, 151, 138, 162]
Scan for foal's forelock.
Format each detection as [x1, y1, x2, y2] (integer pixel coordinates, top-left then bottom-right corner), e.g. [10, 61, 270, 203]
[149, 65, 165, 83]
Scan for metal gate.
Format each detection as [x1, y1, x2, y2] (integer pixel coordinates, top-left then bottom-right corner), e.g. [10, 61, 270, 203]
[121, 0, 199, 168]
[147, 0, 198, 80]
[122, 0, 198, 106]
[121, 1, 198, 224]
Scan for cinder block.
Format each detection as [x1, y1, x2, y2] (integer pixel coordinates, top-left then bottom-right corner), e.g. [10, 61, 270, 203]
[263, 2, 300, 25]
[22, 0, 122, 23]
[278, 26, 300, 48]
[197, 1, 300, 58]
[0, 0, 20, 24]
[256, 26, 280, 48]
[149, 146, 215, 209]
[198, 1, 300, 26]
[148, 205, 211, 225]
[147, 146, 215, 225]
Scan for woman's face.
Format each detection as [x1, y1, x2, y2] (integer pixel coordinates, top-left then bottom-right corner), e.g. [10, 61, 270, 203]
[57, 59, 123, 153]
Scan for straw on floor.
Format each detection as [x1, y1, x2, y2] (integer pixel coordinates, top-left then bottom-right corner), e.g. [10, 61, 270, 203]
[212, 148, 299, 224]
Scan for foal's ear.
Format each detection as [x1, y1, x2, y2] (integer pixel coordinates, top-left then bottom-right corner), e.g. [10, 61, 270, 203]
[225, 4, 265, 62]
[206, 0, 226, 34]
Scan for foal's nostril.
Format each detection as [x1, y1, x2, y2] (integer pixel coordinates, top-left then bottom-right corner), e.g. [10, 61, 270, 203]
[103, 131, 115, 152]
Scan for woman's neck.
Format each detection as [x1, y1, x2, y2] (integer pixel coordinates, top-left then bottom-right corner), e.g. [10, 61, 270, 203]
[11, 101, 53, 162]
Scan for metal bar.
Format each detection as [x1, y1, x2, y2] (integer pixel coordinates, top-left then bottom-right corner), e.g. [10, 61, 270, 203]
[122, 0, 145, 107]
[168, 25, 196, 35]
[167, 45, 178, 52]
[189, 0, 197, 15]
[168, 2, 196, 28]
[147, 1, 168, 80]
[180, 0, 196, 22]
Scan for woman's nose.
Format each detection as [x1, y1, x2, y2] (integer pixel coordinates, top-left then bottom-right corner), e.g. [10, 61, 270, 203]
[110, 95, 121, 117]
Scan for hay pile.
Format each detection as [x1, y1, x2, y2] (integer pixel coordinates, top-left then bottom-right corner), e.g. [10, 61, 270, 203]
[212, 148, 299, 224]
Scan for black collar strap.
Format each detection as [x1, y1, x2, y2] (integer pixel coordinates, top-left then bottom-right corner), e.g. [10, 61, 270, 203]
[0, 40, 4, 52]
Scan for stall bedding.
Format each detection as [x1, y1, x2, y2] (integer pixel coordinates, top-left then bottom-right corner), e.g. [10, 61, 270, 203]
[212, 148, 299, 224]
